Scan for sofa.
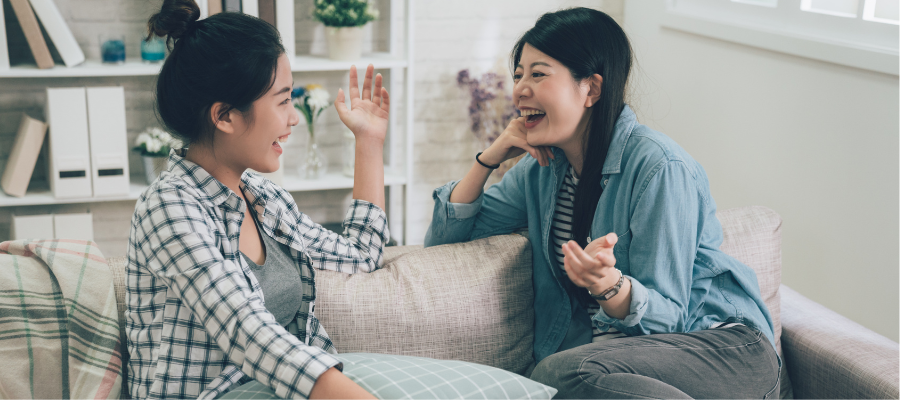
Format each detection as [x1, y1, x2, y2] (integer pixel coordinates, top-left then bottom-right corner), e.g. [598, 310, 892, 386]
[27, 206, 900, 398]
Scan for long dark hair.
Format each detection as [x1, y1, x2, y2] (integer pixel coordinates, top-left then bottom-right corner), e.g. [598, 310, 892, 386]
[147, 0, 285, 147]
[511, 8, 632, 248]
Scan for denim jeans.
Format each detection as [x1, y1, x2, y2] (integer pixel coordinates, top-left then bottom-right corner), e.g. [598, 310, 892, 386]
[529, 325, 780, 399]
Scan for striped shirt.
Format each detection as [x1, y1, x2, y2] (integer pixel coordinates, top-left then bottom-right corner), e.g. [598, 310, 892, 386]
[126, 149, 389, 399]
[550, 166, 626, 342]
[550, 166, 741, 341]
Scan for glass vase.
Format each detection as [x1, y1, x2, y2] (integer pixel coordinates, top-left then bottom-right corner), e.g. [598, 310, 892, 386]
[300, 121, 327, 179]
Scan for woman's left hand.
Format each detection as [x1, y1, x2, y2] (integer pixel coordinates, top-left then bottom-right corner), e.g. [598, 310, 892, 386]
[562, 233, 619, 294]
[334, 64, 390, 143]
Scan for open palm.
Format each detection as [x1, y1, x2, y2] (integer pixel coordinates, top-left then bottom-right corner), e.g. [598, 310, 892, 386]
[335, 64, 390, 143]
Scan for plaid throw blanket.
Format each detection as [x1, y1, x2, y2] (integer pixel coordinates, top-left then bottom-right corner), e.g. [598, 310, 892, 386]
[0, 239, 122, 399]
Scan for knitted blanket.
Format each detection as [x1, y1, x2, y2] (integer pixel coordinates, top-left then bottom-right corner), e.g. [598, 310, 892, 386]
[0, 239, 122, 399]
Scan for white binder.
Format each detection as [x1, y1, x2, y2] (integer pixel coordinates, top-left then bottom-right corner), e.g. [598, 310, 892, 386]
[11, 214, 54, 240]
[46, 87, 93, 199]
[86, 87, 130, 197]
[53, 212, 93, 241]
[0, 0, 9, 70]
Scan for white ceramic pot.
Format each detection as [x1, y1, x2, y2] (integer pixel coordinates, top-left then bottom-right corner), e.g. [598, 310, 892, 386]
[142, 155, 167, 185]
[325, 26, 364, 61]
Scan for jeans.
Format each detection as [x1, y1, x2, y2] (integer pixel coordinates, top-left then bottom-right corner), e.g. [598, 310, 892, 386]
[529, 325, 780, 399]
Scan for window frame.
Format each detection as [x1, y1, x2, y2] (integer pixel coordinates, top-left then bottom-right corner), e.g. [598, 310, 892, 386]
[659, 0, 898, 75]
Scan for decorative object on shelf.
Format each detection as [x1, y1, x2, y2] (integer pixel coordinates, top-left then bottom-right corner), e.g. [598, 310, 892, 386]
[342, 129, 355, 177]
[141, 36, 165, 63]
[134, 127, 180, 185]
[100, 34, 126, 64]
[312, 0, 379, 61]
[292, 84, 331, 179]
[457, 68, 521, 176]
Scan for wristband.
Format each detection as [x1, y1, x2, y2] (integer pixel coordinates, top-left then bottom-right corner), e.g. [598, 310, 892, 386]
[476, 152, 500, 170]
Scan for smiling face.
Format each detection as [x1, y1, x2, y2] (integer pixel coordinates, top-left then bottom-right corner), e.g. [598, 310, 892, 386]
[513, 43, 593, 151]
[225, 53, 300, 173]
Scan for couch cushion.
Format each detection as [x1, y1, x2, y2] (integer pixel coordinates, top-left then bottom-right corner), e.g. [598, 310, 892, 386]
[314, 233, 535, 375]
[716, 206, 791, 398]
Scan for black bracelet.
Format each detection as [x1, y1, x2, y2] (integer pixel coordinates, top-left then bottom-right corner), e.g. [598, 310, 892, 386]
[476, 152, 500, 170]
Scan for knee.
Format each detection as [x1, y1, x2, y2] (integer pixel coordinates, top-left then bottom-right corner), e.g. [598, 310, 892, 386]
[530, 351, 596, 398]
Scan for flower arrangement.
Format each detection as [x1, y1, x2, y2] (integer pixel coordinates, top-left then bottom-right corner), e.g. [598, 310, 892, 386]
[292, 84, 331, 129]
[457, 69, 519, 147]
[312, 0, 379, 27]
[133, 127, 180, 157]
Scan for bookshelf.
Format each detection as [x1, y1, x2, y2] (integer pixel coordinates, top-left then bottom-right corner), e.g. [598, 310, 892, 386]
[0, 0, 415, 245]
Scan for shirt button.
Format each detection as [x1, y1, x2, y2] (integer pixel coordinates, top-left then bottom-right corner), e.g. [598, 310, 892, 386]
[603, 179, 609, 186]
[275, 229, 284, 236]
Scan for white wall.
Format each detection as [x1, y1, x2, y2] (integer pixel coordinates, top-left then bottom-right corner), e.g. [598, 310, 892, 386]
[622, 0, 899, 341]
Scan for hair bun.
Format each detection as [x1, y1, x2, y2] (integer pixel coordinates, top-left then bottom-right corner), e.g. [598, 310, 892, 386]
[147, 0, 201, 41]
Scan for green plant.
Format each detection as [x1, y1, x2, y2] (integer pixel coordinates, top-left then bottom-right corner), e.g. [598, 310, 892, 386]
[312, 0, 379, 28]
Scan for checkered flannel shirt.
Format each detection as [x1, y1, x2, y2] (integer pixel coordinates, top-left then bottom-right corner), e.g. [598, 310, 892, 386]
[126, 149, 389, 399]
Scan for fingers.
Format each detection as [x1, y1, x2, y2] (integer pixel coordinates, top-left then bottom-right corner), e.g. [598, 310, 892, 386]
[348, 65, 360, 106]
[373, 72, 383, 106]
[361, 64, 374, 101]
[334, 88, 347, 119]
[380, 87, 390, 113]
[590, 232, 618, 249]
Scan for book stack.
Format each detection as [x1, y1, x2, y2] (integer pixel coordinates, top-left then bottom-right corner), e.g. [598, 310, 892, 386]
[0, 0, 85, 70]
[205, 0, 293, 61]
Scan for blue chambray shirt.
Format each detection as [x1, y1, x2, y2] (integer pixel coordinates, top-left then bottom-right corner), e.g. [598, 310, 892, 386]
[425, 105, 776, 363]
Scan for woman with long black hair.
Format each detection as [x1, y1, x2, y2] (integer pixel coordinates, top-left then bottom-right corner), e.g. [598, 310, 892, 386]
[425, 7, 780, 399]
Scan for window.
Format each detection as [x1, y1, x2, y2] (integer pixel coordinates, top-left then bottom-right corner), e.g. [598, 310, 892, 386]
[660, 0, 899, 75]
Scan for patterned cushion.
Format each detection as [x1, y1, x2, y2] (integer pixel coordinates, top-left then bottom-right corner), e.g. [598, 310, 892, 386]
[314, 233, 535, 375]
[716, 206, 791, 398]
[218, 353, 557, 400]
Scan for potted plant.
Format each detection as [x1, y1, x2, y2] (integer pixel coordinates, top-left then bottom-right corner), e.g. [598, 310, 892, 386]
[312, 0, 379, 61]
[134, 127, 180, 184]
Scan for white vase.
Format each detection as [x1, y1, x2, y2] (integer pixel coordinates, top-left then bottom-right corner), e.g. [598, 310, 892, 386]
[325, 26, 364, 61]
[142, 155, 167, 185]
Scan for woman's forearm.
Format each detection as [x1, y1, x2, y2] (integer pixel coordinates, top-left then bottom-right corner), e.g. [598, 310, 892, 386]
[598, 276, 632, 320]
[352, 137, 385, 210]
[448, 161, 494, 204]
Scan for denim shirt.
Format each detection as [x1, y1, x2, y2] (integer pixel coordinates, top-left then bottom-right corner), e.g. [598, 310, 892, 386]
[424, 105, 775, 363]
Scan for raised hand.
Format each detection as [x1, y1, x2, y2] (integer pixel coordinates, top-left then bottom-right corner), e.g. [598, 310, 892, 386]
[334, 64, 390, 143]
[562, 233, 618, 294]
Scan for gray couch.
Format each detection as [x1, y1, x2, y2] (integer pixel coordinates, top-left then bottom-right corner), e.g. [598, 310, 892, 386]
[107, 206, 898, 399]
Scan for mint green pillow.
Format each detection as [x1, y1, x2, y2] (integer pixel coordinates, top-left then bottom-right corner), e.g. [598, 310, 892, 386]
[337, 353, 557, 399]
[218, 353, 557, 399]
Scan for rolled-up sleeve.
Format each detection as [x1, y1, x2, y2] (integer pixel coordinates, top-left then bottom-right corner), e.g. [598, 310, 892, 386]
[591, 160, 702, 336]
[425, 159, 531, 247]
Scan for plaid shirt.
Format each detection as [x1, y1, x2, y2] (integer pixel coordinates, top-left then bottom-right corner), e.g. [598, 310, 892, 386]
[126, 149, 389, 399]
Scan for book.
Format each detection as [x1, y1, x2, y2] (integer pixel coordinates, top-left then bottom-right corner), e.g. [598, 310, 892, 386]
[275, 0, 293, 63]
[197, 0, 208, 19]
[208, 0, 222, 16]
[259, 0, 275, 26]
[8, 0, 53, 69]
[0, 0, 10, 70]
[28, 0, 84, 67]
[223, 0, 241, 12]
[241, 0, 257, 17]
[1, 113, 48, 197]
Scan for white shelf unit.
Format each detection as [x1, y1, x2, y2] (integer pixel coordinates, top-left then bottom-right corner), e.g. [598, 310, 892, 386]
[0, 0, 415, 245]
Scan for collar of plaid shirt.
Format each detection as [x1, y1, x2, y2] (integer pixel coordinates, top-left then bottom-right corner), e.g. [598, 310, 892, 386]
[126, 148, 389, 399]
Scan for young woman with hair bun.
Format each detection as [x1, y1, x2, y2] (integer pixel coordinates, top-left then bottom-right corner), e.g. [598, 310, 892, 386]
[127, 0, 387, 398]
[426, 7, 781, 399]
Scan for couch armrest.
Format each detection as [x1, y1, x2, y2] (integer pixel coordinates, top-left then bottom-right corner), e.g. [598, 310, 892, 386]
[780, 285, 898, 399]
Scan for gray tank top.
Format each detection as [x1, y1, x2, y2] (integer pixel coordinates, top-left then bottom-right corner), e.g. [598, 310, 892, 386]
[239, 212, 309, 335]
